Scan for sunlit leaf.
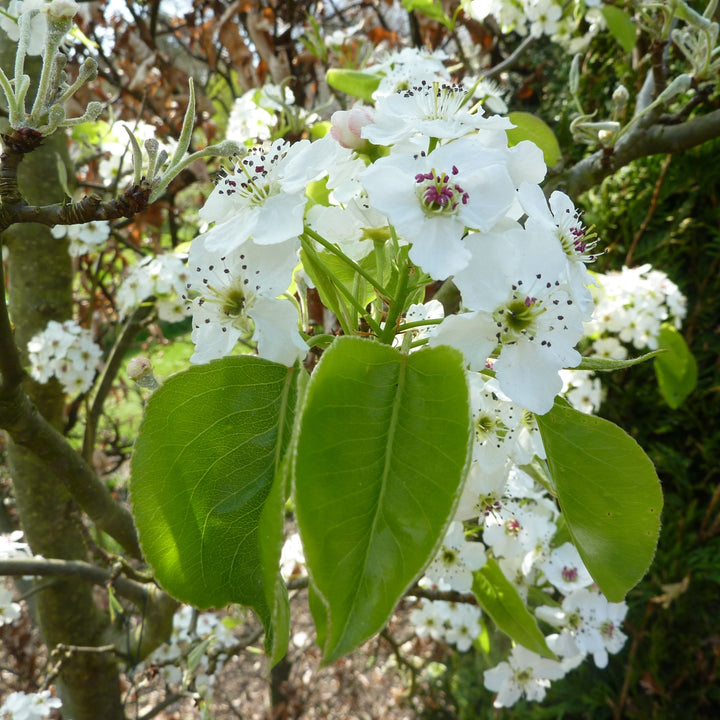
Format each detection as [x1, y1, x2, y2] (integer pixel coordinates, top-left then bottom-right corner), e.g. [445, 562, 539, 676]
[295, 338, 471, 663]
[131, 357, 298, 660]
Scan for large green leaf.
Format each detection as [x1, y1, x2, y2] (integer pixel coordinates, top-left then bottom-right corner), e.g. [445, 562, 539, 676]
[654, 323, 697, 408]
[131, 357, 298, 660]
[294, 338, 472, 663]
[472, 559, 554, 658]
[537, 402, 662, 602]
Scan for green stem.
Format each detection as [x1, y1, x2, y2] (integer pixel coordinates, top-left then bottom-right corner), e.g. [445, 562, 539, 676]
[303, 226, 390, 299]
[379, 252, 411, 345]
[300, 232, 384, 337]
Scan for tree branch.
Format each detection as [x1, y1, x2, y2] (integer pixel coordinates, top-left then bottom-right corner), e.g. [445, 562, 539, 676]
[551, 109, 720, 197]
[0, 385, 143, 559]
[0, 556, 178, 661]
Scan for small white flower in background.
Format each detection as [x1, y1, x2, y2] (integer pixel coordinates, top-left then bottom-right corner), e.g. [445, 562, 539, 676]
[409, 599, 452, 642]
[0, 1, 48, 55]
[0, 531, 32, 560]
[0, 581, 22, 626]
[51, 220, 111, 257]
[536, 588, 628, 669]
[226, 91, 276, 144]
[27, 319, 102, 394]
[586, 265, 687, 351]
[0, 690, 63, 720]
[540, 542, 594, 594]
[424, 521, 486, 592]
[525, 0, 562, 38]
[471, 77, 509, 114]
[560, 368, 604, 414]
[184, 235, 306, 367]
[483, 644, 566, 707]
[280, 532, 306, 581]
[391, 300, 445, 347]
[591, 335, 627, 361]
[117, 254, 191, 322]
[444, 602, 483, 651]
[370, 47, 450, 98]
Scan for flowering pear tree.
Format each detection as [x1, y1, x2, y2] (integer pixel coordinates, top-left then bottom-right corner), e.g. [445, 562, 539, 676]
[0, 0, 714, 717]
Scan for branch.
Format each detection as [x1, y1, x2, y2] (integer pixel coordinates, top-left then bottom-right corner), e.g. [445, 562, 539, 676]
[82, 301, 156, 463]
[0, 385, 143, 559]
[0, 556, 178, 661]
[551, 109, 720, 197]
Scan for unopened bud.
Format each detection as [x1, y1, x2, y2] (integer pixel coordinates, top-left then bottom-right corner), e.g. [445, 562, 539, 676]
[330, 106, 373, 150]
[612, 85, 629, 111]
[127, 355, 160, 390]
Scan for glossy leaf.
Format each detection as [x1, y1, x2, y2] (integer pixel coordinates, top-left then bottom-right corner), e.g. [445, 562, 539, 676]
[131, 357, 298, 660]
[654, 323, 697, 408]
[507, 112, 562, 168]
[472, 559, 554, 658]
[326, 69, 381, 102]
[537, 401, 662, 601]
[295, 338, 471, 663]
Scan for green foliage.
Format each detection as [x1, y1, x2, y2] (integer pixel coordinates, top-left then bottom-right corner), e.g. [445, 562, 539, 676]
[295, 338, 472, 663]
[601, 6, 638, 53]
[576, 138, 720, 718]
[537, 401, 662, 601]
[472, 559, 553, 658]
[654, 323, 697, 408]
[326, 68, 380, 102]
[130, 357, 299, 661]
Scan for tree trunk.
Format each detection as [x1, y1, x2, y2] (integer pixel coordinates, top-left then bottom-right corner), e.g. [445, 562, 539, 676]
[1, 52, 126, 719]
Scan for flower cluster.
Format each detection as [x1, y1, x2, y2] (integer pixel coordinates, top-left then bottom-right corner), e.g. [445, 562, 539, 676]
[51, 220, 110, 257]
[464, 0, 608, 52]
[410, 459, 628, 706]
[190, 72, 597, 417]
[0, 690, 62, 720]
[27, 319, 102, 394]
[177, 49, 611, 708]
[117, 253, 191, 323]
[140, 605, 239, 701]
[586, 264, 687, 353]
[0, 532, 32, 629]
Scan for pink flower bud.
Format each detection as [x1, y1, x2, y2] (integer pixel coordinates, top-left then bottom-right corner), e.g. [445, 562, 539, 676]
[329, 107, 373, 150]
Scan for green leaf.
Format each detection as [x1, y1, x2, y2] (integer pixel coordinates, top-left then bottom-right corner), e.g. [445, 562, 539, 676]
[472, 559, 554, 658]
[294, 338, 471, 663]
[506, 112, 562, 168]
[130, 357, 298, 659]
[402, 0, 454, 29]
[537, 402, 662, 601]
[577, 349, 663, 372]
[601, 6, 637, 53]
[654, 323, 697, 409]
[326, 69, 381, 102]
